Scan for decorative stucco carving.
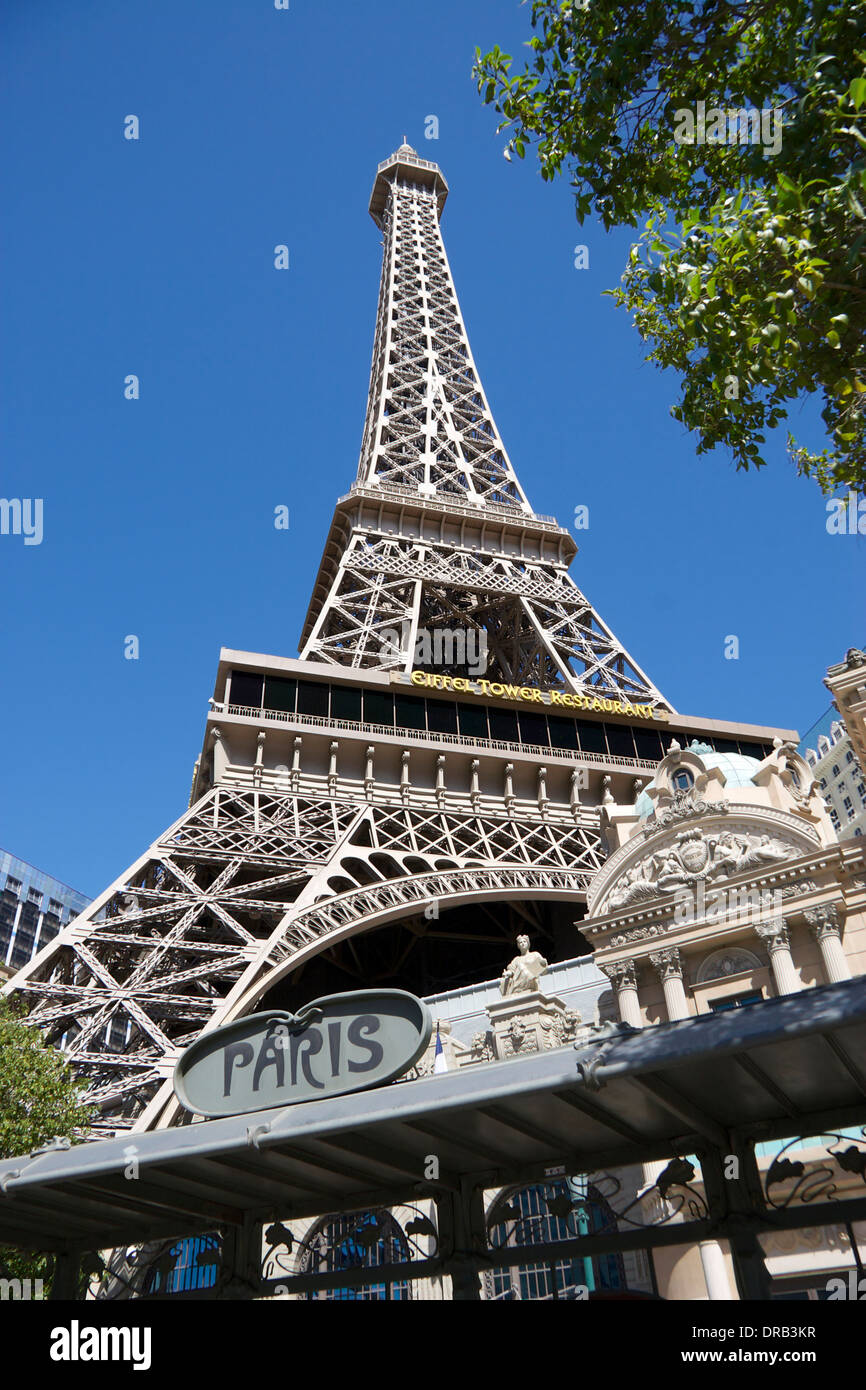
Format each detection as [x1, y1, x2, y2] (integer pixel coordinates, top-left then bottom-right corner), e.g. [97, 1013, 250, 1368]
[755, 918, 790, 952]
[696, 947, 762, 983]
[538, 1008, 583, 1049]
[779, 879, 818, 899]
[647, 790, 729, 832]
[609, 924, 668, 947]
[600, 959, 637, 991]
[649, 947, 683, 981]
[805, 903, 842, 940]
[606, 828, 796, 912]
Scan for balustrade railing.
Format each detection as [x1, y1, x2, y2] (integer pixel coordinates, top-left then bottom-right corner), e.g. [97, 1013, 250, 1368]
[219, 704, 659, 773]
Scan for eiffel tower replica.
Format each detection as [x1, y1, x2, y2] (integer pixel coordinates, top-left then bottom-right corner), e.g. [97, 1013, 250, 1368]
[3, 143, 782, 1136]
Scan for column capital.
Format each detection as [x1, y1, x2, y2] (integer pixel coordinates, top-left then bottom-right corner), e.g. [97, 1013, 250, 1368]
[804, 903, 842, 941]
[649, 946, 683, 981]
[600, 958, 637, 991]
[755, 917, 790, 952]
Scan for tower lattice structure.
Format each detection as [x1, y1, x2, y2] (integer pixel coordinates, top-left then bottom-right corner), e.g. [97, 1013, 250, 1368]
[300, 144, 671, 706]
[4, 144, 699, 1137]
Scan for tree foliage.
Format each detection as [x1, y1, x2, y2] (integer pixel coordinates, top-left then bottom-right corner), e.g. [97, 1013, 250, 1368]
[475, 0, 866, 492]
[0, 997, 92, 1285]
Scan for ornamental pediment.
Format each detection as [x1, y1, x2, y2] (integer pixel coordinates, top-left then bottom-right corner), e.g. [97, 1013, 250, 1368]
[587, 806, 819, 918]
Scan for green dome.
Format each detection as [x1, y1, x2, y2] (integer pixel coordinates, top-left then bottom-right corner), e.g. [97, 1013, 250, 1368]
[635, 743, 762, 819]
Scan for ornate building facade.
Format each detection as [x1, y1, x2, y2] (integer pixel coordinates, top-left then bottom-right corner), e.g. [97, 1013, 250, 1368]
[3, 146, 865, 1301]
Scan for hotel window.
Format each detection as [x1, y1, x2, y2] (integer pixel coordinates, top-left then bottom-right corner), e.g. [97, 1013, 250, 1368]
[671, 768, 694, 792]
[830, 809, 840, 829]
[300, 1210, 412, 1301]
[846, 749, 855, 763]
[832, 763, 841, 778]
[487, 1180, 628, 1300]
[844, 796, 855, 819]
[709, 991, 763, 1012]
[142, 1235, 221, 1295]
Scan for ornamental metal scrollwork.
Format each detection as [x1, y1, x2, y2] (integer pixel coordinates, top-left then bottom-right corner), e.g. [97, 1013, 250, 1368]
[763, 1131, 866, 1210]
[261, 1202, 439, 1286]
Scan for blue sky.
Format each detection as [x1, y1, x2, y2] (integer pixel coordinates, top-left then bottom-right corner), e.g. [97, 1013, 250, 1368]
[2, 0, 863, 898]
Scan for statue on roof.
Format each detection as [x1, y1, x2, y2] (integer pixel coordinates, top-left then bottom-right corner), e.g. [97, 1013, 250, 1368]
[500, 935, 548, 996]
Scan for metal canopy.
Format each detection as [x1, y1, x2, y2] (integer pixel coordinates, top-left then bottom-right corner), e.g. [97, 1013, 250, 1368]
[2, 976, 866, 1256]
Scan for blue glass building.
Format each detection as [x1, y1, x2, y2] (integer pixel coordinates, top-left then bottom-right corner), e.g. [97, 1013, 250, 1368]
[0, 848, 91, 973]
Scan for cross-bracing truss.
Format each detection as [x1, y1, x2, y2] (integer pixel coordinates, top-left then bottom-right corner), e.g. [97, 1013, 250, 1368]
[5, 786, 603, 1133]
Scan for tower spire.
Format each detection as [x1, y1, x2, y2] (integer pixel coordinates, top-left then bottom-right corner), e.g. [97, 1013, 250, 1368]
[301, 148, 671, 709]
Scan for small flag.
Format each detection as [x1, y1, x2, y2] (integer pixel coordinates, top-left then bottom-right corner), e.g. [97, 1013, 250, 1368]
[433, 1023, 448, 1074]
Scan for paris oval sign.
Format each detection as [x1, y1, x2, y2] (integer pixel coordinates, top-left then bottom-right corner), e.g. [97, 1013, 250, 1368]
[173, 989, 433, 1118]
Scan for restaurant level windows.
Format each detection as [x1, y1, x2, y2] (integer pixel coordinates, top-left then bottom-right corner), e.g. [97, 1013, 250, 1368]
[426, 699, 458, 734]
[331, 685, 362, 721]
[576, 720, 607, 755]
[547, 715, 578, 751]
[518, 711, 548, 748]
[395, 695, 426, 730]
[738, 742, 764, 760]
[264, 676, 297, 713]
[297, 681, 329, 717]
[229, 670, 263, 709]
[458, 704, 489, 739]
[489, 708, 521, 743]
[605, 724, 636, 759]
[364, 690, 395, 727]
[633, 728, 664, 761]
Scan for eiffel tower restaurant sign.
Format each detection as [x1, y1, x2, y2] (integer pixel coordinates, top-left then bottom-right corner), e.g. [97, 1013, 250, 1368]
[409, 670, 668, 722]
[173, 990, 433, 1118]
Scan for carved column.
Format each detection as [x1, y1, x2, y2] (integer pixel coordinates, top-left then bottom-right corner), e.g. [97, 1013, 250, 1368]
[290, 736, 302, 792]
[699, 1240, 735, 1301]
[400, 750, 411, 806]
[570, 768, 582, 822]
[755, 918, 799, 995]
[252, 730, 265, 788]
[210, 728, 228, 785]
[805, 904, 850, 983]
[650, 947, 689, 1021]
[600, 959, 642, 1027]
[364, 745, 375, 802]
[470, 759, 481, 812]
[328, 741, 339, 798]
[503, 763, 515, 816]
[435, 755, 446, 810]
